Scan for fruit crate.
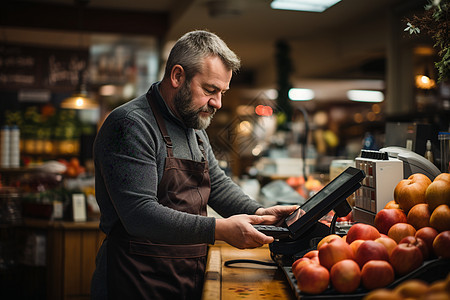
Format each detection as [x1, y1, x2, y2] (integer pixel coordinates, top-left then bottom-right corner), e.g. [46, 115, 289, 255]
[282, 258, 450, 300]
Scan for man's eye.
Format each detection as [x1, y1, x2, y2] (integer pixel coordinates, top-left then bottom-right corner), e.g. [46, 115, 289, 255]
[205, 89, 214, 94]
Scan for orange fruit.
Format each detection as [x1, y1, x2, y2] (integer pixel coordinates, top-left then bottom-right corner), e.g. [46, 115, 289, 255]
[385, 200, 401, 210]
[407, 203, 431, 230]
[317, 234, 340, 249]
[429, 204, 450, 232]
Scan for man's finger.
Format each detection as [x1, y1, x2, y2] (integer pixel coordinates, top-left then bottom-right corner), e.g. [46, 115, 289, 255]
[250, 214, 277, 224]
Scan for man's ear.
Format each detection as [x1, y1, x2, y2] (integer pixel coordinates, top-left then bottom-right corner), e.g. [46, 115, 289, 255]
[170, 64, 185, 88]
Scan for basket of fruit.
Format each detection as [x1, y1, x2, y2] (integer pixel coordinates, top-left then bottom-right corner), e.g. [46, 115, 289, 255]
[285, 173, 450, 299]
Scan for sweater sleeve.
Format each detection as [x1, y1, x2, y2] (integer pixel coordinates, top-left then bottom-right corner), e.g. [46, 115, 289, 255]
[94, 113, 216, 244]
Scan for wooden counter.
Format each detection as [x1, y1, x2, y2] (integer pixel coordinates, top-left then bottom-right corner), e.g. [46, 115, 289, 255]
[202, 242, 296, 300]
[20, 218, 105, 300]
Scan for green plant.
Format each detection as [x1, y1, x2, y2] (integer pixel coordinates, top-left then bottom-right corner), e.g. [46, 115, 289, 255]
[404, 0, 450, 82]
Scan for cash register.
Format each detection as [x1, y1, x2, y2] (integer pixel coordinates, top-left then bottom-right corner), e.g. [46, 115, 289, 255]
[253, 166, 365, 266]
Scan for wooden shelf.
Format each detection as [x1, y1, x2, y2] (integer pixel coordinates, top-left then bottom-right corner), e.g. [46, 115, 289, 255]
[13, 218, 104, 300]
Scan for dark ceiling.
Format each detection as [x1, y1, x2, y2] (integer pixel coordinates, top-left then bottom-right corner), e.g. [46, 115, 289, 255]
[2, 0, 428, 98]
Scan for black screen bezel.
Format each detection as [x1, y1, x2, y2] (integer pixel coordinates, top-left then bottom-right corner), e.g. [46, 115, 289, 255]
[285, 166, 365, 239]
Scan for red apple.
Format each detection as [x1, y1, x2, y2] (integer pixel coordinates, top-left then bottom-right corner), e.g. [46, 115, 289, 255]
[296, 263, 330, 294]
[361, 260, 395, 290]
[415, 226, 438, 256]
[407, 203, 431, 230]
[337, 211, 353, 222]
[433, 230, 450, 259]
[303, 250, 319, 264]
[393, 279, 430, 299]
[355, 240, 389, 268]
[364, 289, 404, 300]
[374, 208, 407, 234]
[388, 223, 416, 244]
[394, 173, 431, 213]
[330, 259, 361, 293]
[429, 204, 450, 232]
[303, 250, 319, 259]
[318, 237, 354, 270]
[434, 173, 450, 183]
[399, 236, 429, 260]
[389, 243, 423, 276]
[346, 223, 381, 244]
[374, 236, 398, 256]
[385, 200, 402, 210]
[317, 234, 341, 249]
[310, 256, 320, 265]
[425, 177, 450, 212]
[292, 257, 313, 278]
[349, 239, 365, 256]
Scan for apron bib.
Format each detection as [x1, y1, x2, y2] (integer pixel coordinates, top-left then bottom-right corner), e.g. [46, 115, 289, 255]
[106, 88, 211, 300]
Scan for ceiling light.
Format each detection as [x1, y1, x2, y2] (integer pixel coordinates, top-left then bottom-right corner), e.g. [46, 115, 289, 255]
[289, 88, 314, 101]
[61, 1, 98, 110]
[61, 70, 98, 109]
[271, 0, 341, 12]
[99, 85, 116, 96]
[415, 75, 436, 89]
[347, 90, 384, 102]
[265, 89, 278, 100]
[61, 94, 98, 109]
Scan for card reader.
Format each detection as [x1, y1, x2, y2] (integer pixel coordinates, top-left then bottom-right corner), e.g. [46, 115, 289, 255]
[254, 166, 365, 240]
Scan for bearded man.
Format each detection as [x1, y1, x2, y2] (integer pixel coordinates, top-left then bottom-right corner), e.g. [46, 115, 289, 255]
[91, 30, 297, 300]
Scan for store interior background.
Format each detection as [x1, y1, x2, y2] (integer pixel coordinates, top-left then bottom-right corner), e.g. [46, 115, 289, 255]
[1, 0, 449, 179]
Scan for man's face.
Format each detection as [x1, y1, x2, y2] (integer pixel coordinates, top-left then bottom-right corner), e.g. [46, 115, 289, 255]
[174, 56, 232, 130]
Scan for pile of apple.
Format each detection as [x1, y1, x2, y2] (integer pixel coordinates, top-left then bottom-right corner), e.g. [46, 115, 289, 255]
[291, 173, 450, 296]
[58, 157, 86, 178]
[363, 275, 450, 300]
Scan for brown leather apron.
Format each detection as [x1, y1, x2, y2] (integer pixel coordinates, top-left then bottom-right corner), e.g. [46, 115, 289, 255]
[106, 90, 210, 300]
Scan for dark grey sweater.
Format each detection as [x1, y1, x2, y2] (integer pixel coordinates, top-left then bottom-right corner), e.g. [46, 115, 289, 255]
[91, 82, 262, 298]
[93, 82, 262, 244]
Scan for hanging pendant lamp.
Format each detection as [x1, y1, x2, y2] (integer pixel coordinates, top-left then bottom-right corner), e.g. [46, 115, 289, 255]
[61, 0, 97, 110]
[61, 69, 98, 109]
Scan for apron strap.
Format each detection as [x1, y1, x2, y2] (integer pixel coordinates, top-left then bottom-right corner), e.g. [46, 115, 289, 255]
[146, 90, 174, 157]
[195, 134, 207, 162]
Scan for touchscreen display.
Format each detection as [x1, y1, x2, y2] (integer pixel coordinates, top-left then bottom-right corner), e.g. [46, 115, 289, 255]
[285, 171, 353, 227]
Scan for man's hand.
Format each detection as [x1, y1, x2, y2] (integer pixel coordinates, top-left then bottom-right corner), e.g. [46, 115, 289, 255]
[215, 214, 275, 249]
[255, 205, 299, 224]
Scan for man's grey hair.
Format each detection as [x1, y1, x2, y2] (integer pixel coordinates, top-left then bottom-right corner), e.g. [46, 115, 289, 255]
[164, 30, 241, 81]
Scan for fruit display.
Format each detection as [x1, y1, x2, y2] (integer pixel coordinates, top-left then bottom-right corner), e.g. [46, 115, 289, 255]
[388, 223, 416, 244]
[58, 157, 86, 178]
[295, 263, 330, 294]
[430, 204, 450, 232]
[363, 275, 450, 300]
[361, 260, 395, 290]
[407, 203, 431, 230]
[394, 174, 431, 213]
[390, 243, 423, 276]
[399, 236, 429, 260]
[433, 231, 450, 259]
[425, 173, 450, 212]
[374, 208, 407, 235]
[289, 173, 450, 297]
[290, 227, 449, 296]
[346, 223, 381, 244]
[330, 259, 361, 293]
[355, 241, 389, 268]
[318, 237, 354, 270]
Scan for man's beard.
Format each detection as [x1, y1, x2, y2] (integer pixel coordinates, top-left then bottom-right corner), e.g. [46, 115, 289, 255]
[174, 81, 217, 130]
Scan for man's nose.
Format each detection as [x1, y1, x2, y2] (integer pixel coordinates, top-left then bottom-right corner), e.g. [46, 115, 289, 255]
[209, 93, 222, 110]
